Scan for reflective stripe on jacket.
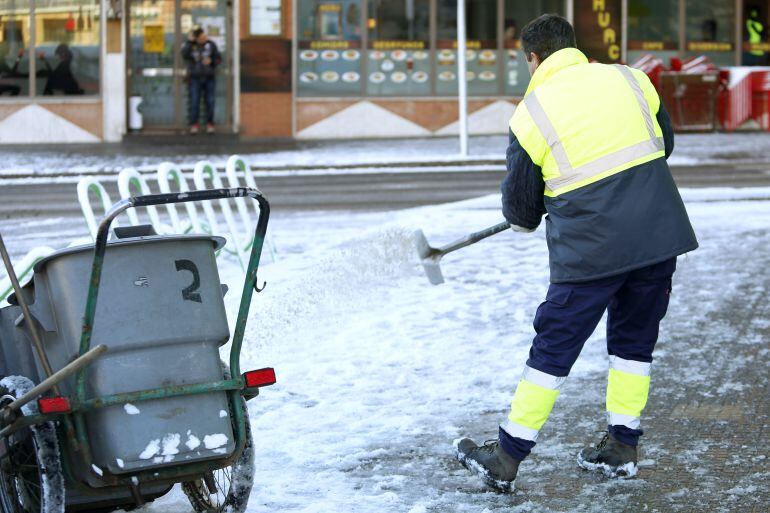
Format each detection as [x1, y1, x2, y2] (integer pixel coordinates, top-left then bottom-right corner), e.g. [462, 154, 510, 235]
[506, 48, 698, 283]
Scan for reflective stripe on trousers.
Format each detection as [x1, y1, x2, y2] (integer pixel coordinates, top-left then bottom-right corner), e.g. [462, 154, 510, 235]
[523, 64, 664, 194]
[501, 366, 566, 442]
[606, 355, 652, 430]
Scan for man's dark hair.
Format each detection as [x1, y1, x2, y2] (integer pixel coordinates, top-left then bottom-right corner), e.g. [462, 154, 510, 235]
[520, 14, 576, 62]
[192, 27, 204, 38]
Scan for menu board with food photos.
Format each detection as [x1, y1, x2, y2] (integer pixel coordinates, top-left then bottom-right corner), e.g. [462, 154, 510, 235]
[434, 41, 499, 96]
[298, 41, 363, 96]
[297, 0, 363, 96]
[366, 41, 431, 96]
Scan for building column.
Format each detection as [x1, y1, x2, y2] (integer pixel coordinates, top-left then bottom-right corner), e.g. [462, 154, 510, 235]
[102, 0, 127, 142]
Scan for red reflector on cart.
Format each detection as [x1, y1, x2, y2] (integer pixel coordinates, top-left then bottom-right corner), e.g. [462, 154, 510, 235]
[244, 368, 276, 388]
[38, 397, 71, 414]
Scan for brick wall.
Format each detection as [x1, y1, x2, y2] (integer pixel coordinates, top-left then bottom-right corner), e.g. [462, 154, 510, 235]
[239, 0, 293, 137]
[240, 93, 292, 137]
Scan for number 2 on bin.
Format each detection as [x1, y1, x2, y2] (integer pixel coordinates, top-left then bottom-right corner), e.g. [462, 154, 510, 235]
[175, 259, 202, 303]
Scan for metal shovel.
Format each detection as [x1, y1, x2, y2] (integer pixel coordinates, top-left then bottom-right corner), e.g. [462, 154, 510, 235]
[413, 221, 511, 285]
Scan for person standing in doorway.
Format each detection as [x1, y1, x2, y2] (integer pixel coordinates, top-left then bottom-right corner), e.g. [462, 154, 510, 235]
[181, 26, 221, 134]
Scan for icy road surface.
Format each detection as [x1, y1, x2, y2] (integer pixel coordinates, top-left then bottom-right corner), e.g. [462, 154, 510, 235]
[122, 189, 766, 512]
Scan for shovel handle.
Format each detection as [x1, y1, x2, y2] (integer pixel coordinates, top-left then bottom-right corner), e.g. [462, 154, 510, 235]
[438, 221, 510, 255]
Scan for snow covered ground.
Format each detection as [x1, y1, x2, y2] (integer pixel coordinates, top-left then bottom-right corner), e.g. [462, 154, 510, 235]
[118, 187, 770, 512]
[3, 132, 770, 176]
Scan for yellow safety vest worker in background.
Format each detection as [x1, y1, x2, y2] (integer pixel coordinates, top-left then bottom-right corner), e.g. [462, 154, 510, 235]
[748, 17, 764, 57]
[508, 48, 697, 283]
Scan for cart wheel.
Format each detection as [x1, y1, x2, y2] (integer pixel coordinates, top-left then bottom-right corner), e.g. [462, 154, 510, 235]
[0, 378, 65, 513]
[181, 405, 254, 513]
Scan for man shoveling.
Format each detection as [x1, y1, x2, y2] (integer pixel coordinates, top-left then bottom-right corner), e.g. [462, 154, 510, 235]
[454, 14, 698, 491]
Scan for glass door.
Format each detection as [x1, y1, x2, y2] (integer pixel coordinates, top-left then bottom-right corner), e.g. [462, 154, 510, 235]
[128, 0, 232, 131]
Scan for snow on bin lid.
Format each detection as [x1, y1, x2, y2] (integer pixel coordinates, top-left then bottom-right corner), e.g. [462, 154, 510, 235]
[33, 234, 227, 272]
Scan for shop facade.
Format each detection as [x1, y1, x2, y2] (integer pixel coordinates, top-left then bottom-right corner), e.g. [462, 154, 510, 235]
[1, 0, 769, 142]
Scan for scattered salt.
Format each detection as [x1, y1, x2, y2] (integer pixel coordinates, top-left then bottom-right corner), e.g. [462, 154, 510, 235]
[116, 458, 124, 468]
[91, 464, 103, 476]
[124, 403, 141, 415]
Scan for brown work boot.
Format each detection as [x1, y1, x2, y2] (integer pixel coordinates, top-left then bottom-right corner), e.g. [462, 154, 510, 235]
[577, 432, 638, 478]
[454, 438, 520, 492]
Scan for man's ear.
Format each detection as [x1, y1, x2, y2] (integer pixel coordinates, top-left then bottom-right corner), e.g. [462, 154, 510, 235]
[528, 52, 541, 67]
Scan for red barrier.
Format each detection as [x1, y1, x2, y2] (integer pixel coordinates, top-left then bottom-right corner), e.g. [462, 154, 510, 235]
[751, 69, 770, 131]
[718, 68, 755, 131]
[629, 54, 666, 90]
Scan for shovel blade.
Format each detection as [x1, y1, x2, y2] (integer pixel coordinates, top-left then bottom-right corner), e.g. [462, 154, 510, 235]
[421, 258, 445, 285]
[413, 229, 445, 285]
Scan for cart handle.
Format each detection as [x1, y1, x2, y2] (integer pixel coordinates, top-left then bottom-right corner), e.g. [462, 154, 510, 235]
[75, 187, 270, 403]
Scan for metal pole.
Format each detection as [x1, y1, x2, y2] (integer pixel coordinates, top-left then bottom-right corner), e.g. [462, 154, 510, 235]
[457, 0, 469, 156]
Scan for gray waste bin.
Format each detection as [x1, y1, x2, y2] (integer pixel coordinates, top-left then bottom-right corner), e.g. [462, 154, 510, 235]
[26, 234, 236, 476]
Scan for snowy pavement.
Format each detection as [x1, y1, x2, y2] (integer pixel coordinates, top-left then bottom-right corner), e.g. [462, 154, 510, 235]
[4, 132, 770, 176]
[121, 188, 770, 513]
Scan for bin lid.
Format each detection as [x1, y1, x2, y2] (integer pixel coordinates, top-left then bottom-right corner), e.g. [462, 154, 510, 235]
[33, 234, 227, 272]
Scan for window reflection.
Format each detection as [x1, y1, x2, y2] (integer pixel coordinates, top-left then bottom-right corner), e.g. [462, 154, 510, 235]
[628, 0, 680, 64]
[436, 0, 498, 97]
[503, 0, 564, 96]
[0, 0, 32, 96]
[367, 0, 430, 96]
[685, 0, 736, 66]
[0, 0, 100, 97]
[35, 0, 100, 95]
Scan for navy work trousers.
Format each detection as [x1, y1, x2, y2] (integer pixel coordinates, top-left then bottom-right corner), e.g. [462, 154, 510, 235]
[189, 76, 216, 126]
[500, 257, 676, 460]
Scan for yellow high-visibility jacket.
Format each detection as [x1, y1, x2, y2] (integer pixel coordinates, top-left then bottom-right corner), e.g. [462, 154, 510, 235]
[503, 48, 697, 283]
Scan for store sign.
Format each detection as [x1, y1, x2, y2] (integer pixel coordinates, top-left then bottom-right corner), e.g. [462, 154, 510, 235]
[687, 42, 733, 52]
[143, 24, 165, 53]
[250, 0, 282, 36]
[574, 0, 622, 63]
[745, 42, 770, 52]
[628, 41, 678, 51]
[307, 41, 351, 49]
[371, 40, 426, 50]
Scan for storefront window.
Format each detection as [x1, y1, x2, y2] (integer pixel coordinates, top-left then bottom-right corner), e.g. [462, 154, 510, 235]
[35, 0, 101, 96]
[504, 0, 564, 96]
[436, 0, 498, 97]
[0, 0, 100, 98]
[627, 0, 679, 65]
[685, 0, 735, 66]
[742, 1, 770, 65]
[366, 0, 430, 96]
[0, 0, 32, 96]
[297, 0, 363, 96]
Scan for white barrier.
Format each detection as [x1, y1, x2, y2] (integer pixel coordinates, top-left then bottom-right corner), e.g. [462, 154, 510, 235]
[192, 160, 250, 269]
[156, 162, 204, 234]
[74, 156, 276, 272]
[0, 246, 55, 304]
[225, 155, 277, 262]
[117, 168, 168, 232]
[4, 157, 275, 301]
[77, 178, 116, 239]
